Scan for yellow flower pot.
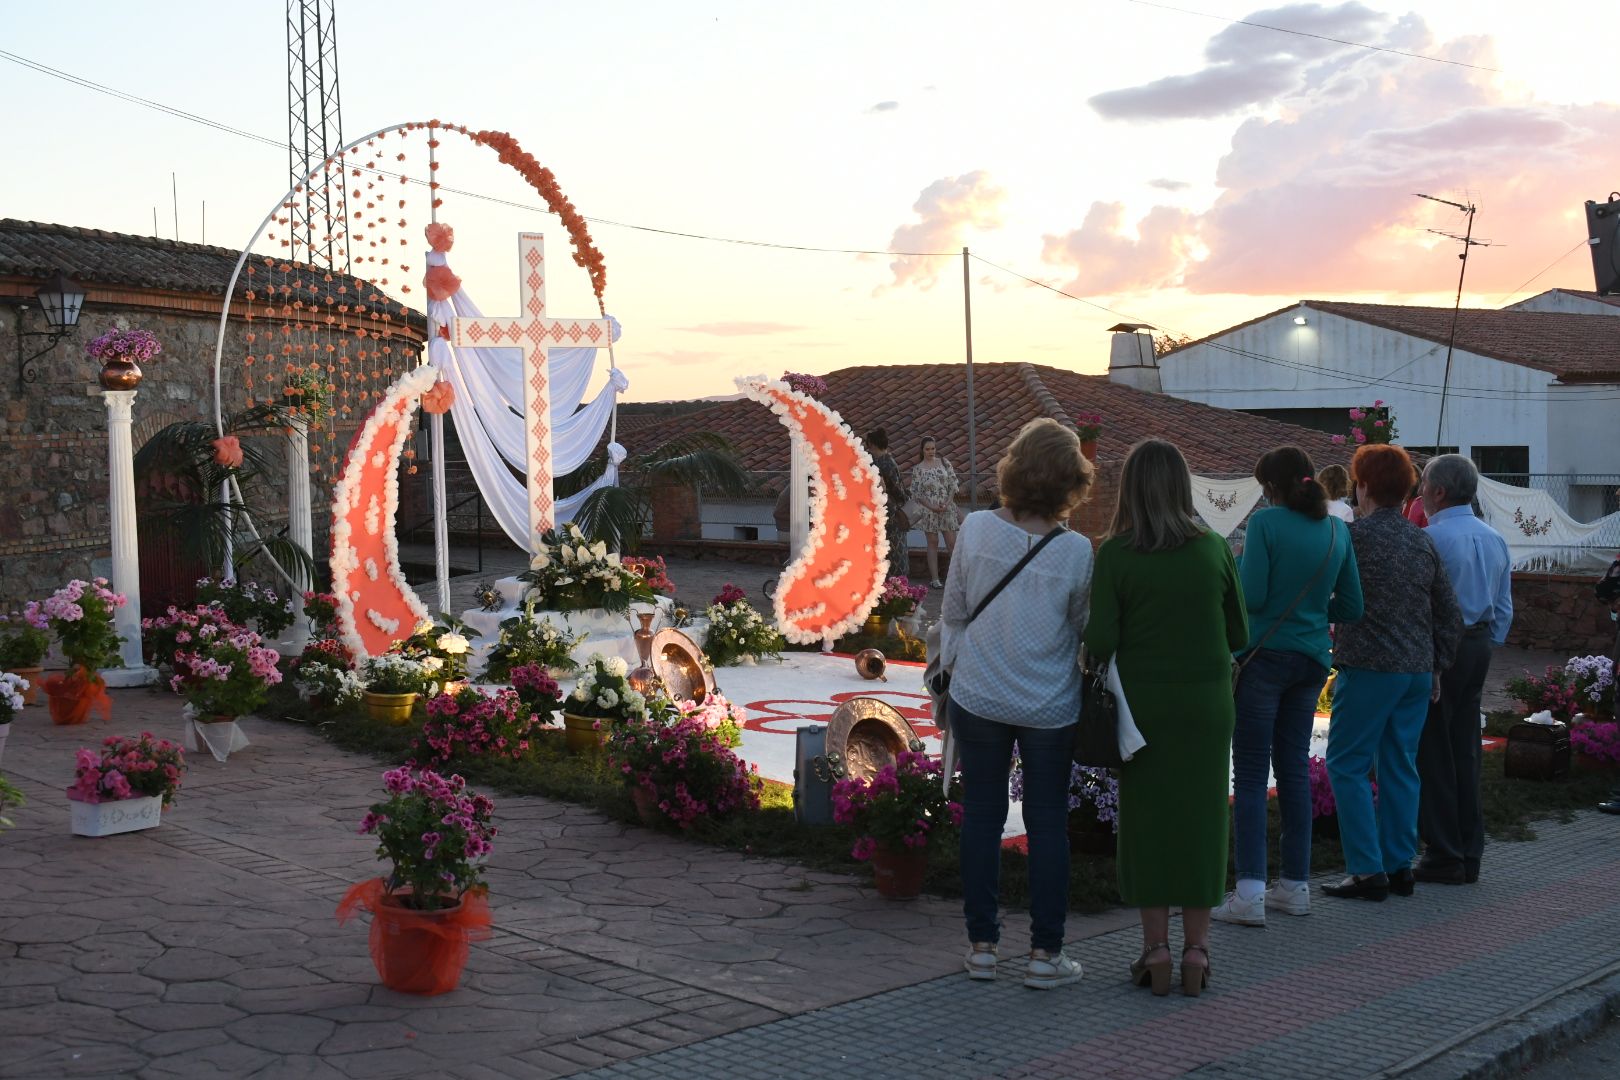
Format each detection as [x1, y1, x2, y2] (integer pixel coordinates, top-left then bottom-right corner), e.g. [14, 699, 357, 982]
[562, 712, 606, 754]
[363, 691, 418, 726]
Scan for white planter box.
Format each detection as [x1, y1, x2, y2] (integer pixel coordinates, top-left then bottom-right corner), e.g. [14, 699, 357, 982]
[70, 795, 163, 837]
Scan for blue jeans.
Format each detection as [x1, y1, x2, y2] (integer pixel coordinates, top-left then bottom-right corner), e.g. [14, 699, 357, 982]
[1232, 648, 1329, 884]
[1328, 667, 1431, 876]
[950, 698, 1074, 952]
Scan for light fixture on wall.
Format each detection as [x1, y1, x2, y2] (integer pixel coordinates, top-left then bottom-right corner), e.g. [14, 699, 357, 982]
[1293, 315, 1308, 326]
[13, 270, 87, 392]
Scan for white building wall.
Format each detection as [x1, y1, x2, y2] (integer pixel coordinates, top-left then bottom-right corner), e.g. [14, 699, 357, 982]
[1159, 308, 1556, 469]
[1506, 290, 1620, 316]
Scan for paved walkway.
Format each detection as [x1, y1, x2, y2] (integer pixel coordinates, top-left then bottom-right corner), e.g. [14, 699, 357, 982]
[4, 686, 1616, 1079]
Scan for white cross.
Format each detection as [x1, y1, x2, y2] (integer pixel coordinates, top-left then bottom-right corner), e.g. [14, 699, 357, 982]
[450, 233, 614, 544]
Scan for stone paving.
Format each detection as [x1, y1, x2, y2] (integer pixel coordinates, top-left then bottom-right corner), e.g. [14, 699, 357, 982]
[3, 672, 1615, 1078]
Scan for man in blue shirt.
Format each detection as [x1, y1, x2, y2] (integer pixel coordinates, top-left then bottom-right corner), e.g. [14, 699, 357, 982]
[1416, 455, 1513, 883]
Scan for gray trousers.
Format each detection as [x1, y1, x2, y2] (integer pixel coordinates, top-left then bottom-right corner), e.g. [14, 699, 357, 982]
[1418, 626, 1492, 871]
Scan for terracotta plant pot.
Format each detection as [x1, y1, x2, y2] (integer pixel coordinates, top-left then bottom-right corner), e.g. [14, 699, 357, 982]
[869, 845, 928, 900]
[369, 893, 473, 996]
[5, 667, 43, 706]
[629, 785, 662, 827]
[362, 691, 418, 726]
[562, 712, 606, 754]
[45, 669, 111, 726]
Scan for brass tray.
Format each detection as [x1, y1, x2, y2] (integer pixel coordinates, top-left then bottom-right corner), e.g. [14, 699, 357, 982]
[651, 628, 714, 704]
[824, 697, 922, 783]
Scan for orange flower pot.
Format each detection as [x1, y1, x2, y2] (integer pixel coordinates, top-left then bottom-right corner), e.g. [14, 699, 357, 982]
[44, 669, 111, 726]
[337, 880, 492, 996]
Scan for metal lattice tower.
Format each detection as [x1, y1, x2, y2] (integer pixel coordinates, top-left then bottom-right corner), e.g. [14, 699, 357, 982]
[286, 0, 349, 271]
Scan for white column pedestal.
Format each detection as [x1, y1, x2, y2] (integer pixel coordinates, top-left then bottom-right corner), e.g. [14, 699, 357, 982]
[284, 417, 313, 654]
[100, 389, 157, 688]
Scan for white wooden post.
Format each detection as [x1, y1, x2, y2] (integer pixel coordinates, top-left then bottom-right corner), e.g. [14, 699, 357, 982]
[284, 415, 313, 652]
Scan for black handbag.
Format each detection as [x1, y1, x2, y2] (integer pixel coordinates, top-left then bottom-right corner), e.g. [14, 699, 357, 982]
[1073, 653, 1123, 768]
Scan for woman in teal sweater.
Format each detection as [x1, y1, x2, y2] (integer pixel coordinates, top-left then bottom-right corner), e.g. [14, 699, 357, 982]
[1214, 446, 1363, 930]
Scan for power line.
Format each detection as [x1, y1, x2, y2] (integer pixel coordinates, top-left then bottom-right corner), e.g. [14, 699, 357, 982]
[1122, 0, 1503, 73]
[0, 48, 954, 259]
[1489, 239, 1587, 306]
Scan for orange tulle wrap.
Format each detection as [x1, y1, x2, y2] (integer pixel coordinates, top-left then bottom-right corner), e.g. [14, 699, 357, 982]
[337, 878, 492, 995]
[424, 222, 455, 252]
[423, 263, 461, 301]
[44, 668, 112, 726]
[421, 380, 455, 414]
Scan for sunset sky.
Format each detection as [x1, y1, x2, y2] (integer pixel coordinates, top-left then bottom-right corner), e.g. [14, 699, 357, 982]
[4, 1, 1617, 402]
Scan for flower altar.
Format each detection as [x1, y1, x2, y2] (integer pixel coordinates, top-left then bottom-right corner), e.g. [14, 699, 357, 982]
[832, 751, 962, 899]
[337, 766, 495, 995]
[41, 578, 125, 725]
[562, 653, 652, 753]
[606, 695, 758, 828]
[66, 733, 186, 836]
[459, 524, 677, 673]
[0, 605, 50, 705]
[704, 586, 785, 667]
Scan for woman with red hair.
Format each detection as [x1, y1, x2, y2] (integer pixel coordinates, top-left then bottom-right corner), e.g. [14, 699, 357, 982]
[1323, 444, 1463, 901]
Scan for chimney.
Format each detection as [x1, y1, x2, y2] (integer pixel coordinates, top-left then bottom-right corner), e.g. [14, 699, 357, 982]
[1107, 323, 1161, 393]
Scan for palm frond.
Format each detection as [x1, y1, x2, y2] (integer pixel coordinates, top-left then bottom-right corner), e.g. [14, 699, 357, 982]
[628, 432, 750, 496]
[571, 485, 648, 554]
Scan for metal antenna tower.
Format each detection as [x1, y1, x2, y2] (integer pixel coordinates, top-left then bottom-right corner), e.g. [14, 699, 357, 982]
[1414, 192, 1497, 451]
[286, 0, 349, 271]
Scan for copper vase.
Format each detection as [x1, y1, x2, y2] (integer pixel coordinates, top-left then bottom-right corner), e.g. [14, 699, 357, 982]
[627, 611, 659, 696]
[99, 358, 143, 390]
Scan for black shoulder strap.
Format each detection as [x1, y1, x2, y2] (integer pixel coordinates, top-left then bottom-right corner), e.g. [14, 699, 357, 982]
[967, 527, 1065, 626]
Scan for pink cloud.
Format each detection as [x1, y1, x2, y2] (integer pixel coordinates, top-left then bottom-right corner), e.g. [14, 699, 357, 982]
[1049, 5, 1620, 297]
[883, 171, 1007, 291]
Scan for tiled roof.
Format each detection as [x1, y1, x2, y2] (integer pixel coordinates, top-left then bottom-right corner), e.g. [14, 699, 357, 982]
[622, 362, 1350, 498]
[1305, 301, 1620, 381]
[0, 219, 412, 320]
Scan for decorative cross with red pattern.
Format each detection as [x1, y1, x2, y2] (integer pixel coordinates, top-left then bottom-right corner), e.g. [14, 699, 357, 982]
[450, 233, 613, 544]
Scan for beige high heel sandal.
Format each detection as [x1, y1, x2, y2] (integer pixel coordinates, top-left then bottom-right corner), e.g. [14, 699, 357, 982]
[1181, 944, 1211, 997]
[1130, 942, 1173, 996]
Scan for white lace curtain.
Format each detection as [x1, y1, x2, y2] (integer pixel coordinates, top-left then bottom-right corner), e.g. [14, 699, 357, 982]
[425, 251, 625, 549]
[1475, 476, 1620, 568]
[1189, 475, 1264, 538]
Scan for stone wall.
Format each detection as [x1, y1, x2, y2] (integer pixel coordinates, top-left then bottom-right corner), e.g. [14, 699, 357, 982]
[1507, 572, 1617, 656]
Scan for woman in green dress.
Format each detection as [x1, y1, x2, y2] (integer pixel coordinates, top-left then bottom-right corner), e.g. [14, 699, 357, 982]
[1085, 439, 1248, 997]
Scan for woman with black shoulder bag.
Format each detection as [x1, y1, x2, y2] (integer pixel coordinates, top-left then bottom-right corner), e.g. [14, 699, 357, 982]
[941, 419, 1094, 991]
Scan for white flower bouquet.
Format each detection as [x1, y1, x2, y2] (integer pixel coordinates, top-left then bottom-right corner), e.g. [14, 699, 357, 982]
[566, 653, 651, 722]
[703, 597, 785, 668]
[519, 524, 655, 614]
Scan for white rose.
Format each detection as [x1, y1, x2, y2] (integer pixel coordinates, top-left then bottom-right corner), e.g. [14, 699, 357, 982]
[608, 578, 621, 591]
[438, 632, 470, 655]
[604, 656, 629, 678]
[414, 619, 435, 637]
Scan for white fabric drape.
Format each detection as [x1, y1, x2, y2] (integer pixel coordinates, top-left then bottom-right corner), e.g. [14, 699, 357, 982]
[1475, 476, 1620, 569]
[424, 251, 625, 548]
[1189, 475, 1264, 538]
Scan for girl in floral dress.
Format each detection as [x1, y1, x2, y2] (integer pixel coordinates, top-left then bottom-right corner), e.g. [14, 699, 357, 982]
[909, 437, 961, 587]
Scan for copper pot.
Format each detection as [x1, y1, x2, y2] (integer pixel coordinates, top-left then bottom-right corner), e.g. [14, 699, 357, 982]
[854, 649, 887, 681]
[99, 358, 143, 390]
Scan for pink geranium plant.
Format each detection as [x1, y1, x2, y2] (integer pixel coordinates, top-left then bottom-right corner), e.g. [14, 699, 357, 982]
[67, 733, 186, 806]
[43, 578, 127, 674]
[415, 686, 548, 766]
[358, 766, 496, 910]
[605, 697, 759, 828]
[169, 625, 283, 718]
[873, 576, 928, 619]
[141, 603, 239, 672]
[832, 750, 963, 860]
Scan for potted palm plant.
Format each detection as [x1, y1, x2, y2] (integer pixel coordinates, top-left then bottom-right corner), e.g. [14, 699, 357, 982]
[337, 766, 495, 995]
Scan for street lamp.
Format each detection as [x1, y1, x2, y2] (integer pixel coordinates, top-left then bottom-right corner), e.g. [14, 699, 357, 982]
[14, 270, 86, 391]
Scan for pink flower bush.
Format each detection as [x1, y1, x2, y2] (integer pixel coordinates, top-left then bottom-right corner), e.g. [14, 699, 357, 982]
[1308, 754, 1377, 819]
[1571, 721, 1620, 765]
[414, 686, 548, 766]
[623, 555, 676, 595]
[169, 625, 282, 718]
[359, 766, 496, 909]
[712, 583, 748, 607]
[605, 701, 759, 829]
[873, 576, 928, 619]
[780, 371, 828, 397]
[832, 750, 962, 859]
[66, 733, 186, 806]
[142, 603, 239, 671]
[43, 578, 126, 673]
[1506, 665, 1581, 721]
[509, 663, 564, 719]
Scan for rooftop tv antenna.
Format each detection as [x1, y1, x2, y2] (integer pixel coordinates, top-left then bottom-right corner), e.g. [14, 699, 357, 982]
[1414, 193, 1497, 451]
[286, 0, 349, 270]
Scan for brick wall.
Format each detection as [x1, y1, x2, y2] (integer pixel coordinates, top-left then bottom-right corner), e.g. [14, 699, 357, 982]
[1507, 572, 1617, 655]
[650, 481, 701, 542]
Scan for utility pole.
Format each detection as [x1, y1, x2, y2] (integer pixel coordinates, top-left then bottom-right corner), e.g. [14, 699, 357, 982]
[962, 247, 977, 512]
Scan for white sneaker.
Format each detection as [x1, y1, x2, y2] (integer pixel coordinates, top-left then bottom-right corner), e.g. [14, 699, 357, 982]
[1023, 949, 1083, 989]
[1212, 890, 1266, 927]
[1265, 881, 1311, 917]
[964, 943, 998, 981]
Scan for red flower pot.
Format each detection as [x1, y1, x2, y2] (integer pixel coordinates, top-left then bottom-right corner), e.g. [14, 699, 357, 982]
[365, 890, 489, 996]
[870, 846, 928, 900]
[629, 786, 662, 827]
[44, 668, 111, 726]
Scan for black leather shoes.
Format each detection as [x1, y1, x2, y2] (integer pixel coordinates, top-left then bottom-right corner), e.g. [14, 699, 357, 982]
[1322, 873, 1389, 901]
[1413, 863, 1466, 885]
[1387, 868, 1415, 897]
